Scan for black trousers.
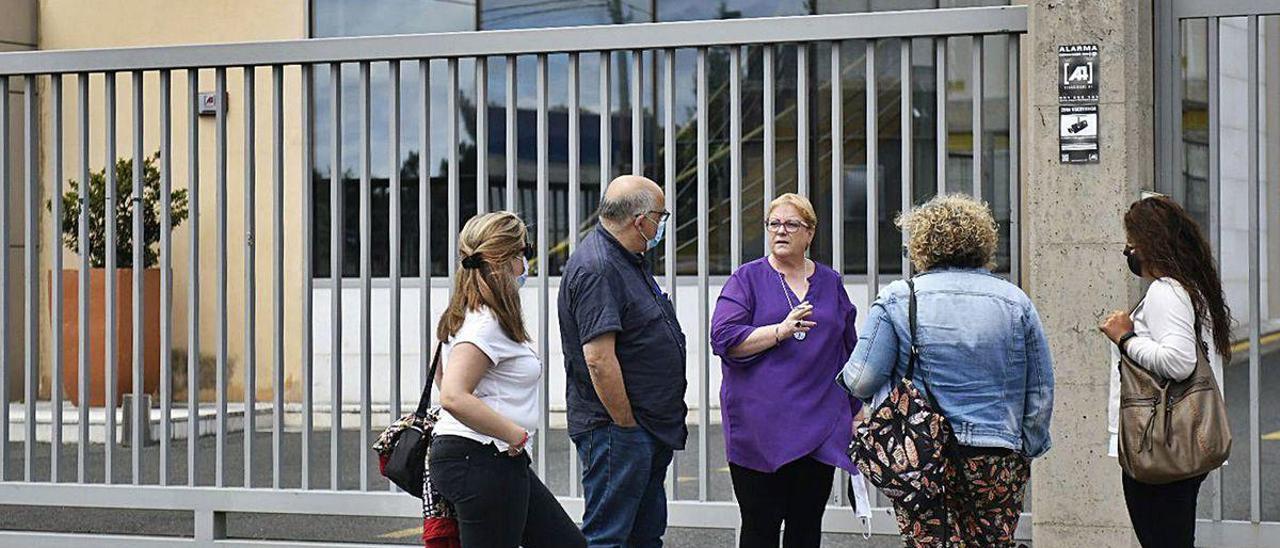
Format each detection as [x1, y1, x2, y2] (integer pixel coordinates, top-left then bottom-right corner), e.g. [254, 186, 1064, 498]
[1122, 472, 1207, 548]
[429, 435, 586, 548]
[729, 457, 835, 548]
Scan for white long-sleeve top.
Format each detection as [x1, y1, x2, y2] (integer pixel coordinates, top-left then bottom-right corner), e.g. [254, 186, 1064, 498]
[1107, 277, 1224, 457]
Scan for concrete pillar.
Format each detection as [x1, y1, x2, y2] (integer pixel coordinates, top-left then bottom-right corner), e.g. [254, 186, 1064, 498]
[1024, 1, 1152, 546]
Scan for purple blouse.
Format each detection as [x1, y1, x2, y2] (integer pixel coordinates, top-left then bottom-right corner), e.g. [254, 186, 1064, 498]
[710, 257, 860, 474]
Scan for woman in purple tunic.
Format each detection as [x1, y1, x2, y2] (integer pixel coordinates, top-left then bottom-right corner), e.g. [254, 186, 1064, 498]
[710, 193, 860, 548]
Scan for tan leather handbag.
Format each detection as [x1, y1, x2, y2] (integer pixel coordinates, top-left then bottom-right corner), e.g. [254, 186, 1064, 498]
[1117, 311, 1231, 485]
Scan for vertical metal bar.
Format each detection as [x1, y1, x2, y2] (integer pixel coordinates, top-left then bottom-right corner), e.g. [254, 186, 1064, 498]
[901, 39, 913, 278]
[831, 42, 843, 275]
[866, 41, 879, 300]
[77, 73, 91, 484]
[600, 51, 612, 192]
[568, 52, 581, 255]
[730, 46, 742, 269]
[763, 45, 776, 219]
[159, 69, 173, 486]
[631, 49, 642, 175]
[1246, 14, 1260, 524]
[661, 48, 678, 501]
[971, 35, 983, 200]
[388, 60, 403, 492]
[567, 51, 581, 497]
[447, 58, 459, 288]
[271, 64, 285, 490]
[186, 68, 201, 487]
[1208, 18, 1221, 271]
[242, 65, 257, 489]
[215, 66, 228, 488]
[0, 75, 8, 483]
[797, 43, 809, 197]
[419, 59, 432, 394]
[935, 37, 947, 195]
[505, 55, 517, 211]
[535, 53, 550, 480]
[300, 63, 314, 491]
[358, 60, 373, 492]
[51, 73, 65, 483]
[1206, 18, 1222, 520]
[23, 74, 39, 483]
[328, 61, 343, 491]
[1171, 18, 1186, 203]
[105, 71, 118, 484]
[1008, 36, 1021, 284]
[476, 57, 488, 213]
[696, 47, 710, 502]
[129, 69, 144, 485]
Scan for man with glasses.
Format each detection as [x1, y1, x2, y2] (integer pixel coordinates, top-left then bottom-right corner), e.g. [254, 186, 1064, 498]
[558, 175, 687, 548]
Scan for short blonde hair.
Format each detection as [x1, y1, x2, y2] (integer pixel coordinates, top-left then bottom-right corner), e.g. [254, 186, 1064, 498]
[896, 194, 998, 271]
[767, 193, 818, 228]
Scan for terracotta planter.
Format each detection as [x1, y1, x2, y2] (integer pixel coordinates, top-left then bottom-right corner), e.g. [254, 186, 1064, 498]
[54, 268, 163, 407]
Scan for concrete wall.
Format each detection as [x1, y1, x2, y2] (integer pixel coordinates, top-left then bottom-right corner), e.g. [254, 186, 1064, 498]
[2, 0, 38, 401]
[36, 0, 309, 403]
[1023, 1, 1150, 546]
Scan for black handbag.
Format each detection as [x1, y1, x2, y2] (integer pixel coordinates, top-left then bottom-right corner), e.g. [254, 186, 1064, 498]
[372, 341, 444, 499]
[850, 279, 956, 513]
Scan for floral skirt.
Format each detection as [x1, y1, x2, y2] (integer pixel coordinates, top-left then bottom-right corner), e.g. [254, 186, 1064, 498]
[890, 450, 1030, 548]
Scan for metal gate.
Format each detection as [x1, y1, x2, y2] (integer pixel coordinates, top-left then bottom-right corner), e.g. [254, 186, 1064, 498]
[1155, 0, 1280, 545]
[0, 6, 1027, 545]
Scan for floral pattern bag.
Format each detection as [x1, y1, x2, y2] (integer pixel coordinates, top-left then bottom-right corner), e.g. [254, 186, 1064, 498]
[850, 278, 955, 513]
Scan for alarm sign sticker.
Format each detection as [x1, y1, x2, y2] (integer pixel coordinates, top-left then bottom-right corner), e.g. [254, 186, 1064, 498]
[1058, 44, 1099, 103]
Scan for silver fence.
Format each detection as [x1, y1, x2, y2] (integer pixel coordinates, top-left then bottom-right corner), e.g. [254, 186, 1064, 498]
[0, 6, 1027, 544]
[1155, 1, 1280, 545]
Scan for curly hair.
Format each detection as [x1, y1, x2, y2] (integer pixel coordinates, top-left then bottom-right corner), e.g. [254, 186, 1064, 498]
[896, 194, 999, 272]
[1125, 196, 1233, 360]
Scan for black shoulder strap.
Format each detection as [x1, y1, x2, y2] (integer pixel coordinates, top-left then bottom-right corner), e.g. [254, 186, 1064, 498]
[414, 341, 445, 417]
[905, 278, 920, 381]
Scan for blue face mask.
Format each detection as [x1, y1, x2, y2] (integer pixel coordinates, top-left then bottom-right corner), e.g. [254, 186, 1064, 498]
[516, 256, 529, 287]
[643, 217, 666, 251]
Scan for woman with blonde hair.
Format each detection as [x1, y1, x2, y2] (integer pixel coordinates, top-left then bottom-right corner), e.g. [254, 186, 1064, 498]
[710, 193, 861, 548]
[838, 194, 1054, 547]
[428, 211, 585, 548]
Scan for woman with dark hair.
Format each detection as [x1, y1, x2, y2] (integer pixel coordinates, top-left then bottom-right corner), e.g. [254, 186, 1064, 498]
[1099, 194, 1232, 548]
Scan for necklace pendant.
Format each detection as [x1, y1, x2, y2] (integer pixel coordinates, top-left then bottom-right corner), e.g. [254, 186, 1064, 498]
[793, 331, 806, 341]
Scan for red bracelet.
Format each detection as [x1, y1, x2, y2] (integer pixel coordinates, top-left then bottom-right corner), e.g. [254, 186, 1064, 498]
[513, 430, 529, 450]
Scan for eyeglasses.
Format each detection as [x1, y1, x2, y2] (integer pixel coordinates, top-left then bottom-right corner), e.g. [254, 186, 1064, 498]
[638, 210, 671, 224]
[765, 219, 810, 234]
[1123, 245, 1135, 257]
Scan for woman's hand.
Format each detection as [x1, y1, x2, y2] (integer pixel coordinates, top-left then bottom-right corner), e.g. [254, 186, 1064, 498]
[505, 428, 530, 456]
[1098, 310, 1134, 343]
[778, 302, 816, 340]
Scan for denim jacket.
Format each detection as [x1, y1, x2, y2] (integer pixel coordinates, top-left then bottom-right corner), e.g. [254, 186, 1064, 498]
[837, 268, 1055, 458]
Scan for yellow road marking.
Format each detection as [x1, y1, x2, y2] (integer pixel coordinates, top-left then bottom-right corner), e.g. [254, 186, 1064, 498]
[378, 526, 422, 539]
[1230, 331, 1280, 354]
[1262, 431, 1280, 441]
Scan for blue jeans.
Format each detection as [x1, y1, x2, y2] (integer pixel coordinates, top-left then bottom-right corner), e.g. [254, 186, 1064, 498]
[572, 424, 674, 548]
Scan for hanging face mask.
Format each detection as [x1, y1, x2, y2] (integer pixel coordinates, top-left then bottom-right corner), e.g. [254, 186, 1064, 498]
[1124, 245, 1143, 277]
[516, 256, 529, 287]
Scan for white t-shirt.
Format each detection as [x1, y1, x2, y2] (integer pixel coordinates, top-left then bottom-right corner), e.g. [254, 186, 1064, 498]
[433, 307, 542, 451]
[1107, 278, 1224, 456]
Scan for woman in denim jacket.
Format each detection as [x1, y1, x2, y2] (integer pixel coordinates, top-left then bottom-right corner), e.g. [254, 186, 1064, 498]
[838, 194, 1054, 547]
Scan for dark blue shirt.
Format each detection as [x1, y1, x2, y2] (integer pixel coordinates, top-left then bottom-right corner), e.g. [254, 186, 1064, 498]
[557, 225, 688, 449]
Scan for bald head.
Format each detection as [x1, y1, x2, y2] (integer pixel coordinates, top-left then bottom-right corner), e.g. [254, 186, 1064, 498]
[598, 175, 664, 224]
